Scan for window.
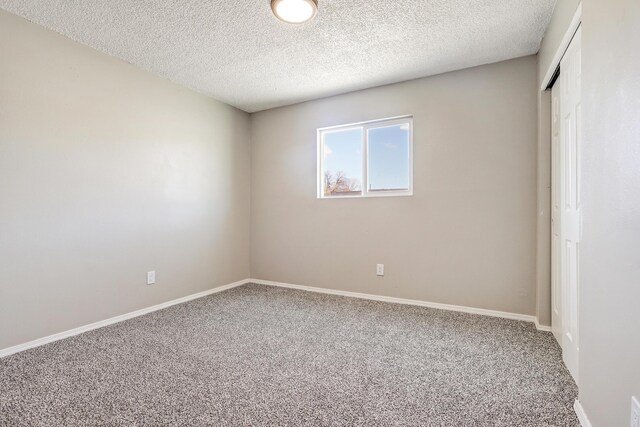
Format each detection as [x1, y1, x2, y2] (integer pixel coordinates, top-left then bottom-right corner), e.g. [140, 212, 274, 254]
[318, 116, 413, 198]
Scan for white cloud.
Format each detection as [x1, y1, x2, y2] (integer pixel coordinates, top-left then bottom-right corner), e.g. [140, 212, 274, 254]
[324, 145, 333, 157]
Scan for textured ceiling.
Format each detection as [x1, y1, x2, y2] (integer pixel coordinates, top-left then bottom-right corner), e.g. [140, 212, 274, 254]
[0, 0, 555, 112]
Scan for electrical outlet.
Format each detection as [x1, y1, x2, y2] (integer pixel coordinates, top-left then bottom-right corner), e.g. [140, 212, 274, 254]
[147, 271, 156, 285]
[631, 396, 640, 427]
[376, 264, 384, 276]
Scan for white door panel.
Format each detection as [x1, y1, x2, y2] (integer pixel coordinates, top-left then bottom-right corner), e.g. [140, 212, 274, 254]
[559, 25, 581, 384]
[551, 84, 562, 345]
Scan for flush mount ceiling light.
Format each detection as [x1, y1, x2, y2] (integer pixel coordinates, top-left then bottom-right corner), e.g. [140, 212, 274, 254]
[271, 0, 318, 24]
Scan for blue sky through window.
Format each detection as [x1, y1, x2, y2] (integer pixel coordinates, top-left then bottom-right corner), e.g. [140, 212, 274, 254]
[321, 120, 410, 196]
[322, 128, 362, 193]
[367, 124, 410, 191]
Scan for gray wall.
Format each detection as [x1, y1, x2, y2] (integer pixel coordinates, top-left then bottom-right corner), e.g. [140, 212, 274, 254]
[535, 0, 582, 327]
[0, 10, 251, 350]
[251, 56, 539, 316]
[580, 0, 640, 424]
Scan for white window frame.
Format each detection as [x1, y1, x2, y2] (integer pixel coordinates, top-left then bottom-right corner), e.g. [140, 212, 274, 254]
[317, 115, 413, 199]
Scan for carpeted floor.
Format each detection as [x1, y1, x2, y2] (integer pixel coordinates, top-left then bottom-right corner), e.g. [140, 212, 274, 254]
[0, 283, 579, 426]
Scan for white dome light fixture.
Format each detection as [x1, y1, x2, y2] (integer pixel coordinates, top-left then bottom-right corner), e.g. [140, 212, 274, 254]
[271, 0, 318, 24]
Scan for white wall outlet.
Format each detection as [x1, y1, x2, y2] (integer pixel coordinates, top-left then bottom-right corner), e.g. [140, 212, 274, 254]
[376, 264, 384, 276]
[147, 271, 156, 285]
[631, 396, 640, 427]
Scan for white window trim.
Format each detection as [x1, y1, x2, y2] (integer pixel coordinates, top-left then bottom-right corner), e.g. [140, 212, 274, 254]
[317, 115, 413, 199]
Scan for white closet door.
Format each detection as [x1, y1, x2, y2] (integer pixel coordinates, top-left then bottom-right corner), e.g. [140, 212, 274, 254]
[551, 83, 562, 346]
[559, 25, 581, 384]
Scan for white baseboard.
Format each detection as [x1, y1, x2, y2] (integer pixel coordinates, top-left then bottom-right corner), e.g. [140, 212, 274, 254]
[1, 277, 551, 358]
[535, 318, 553, 332]
[250, 278, 543, 326]
[0, 279, 250, 358]
[574, 399, 592, 427]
